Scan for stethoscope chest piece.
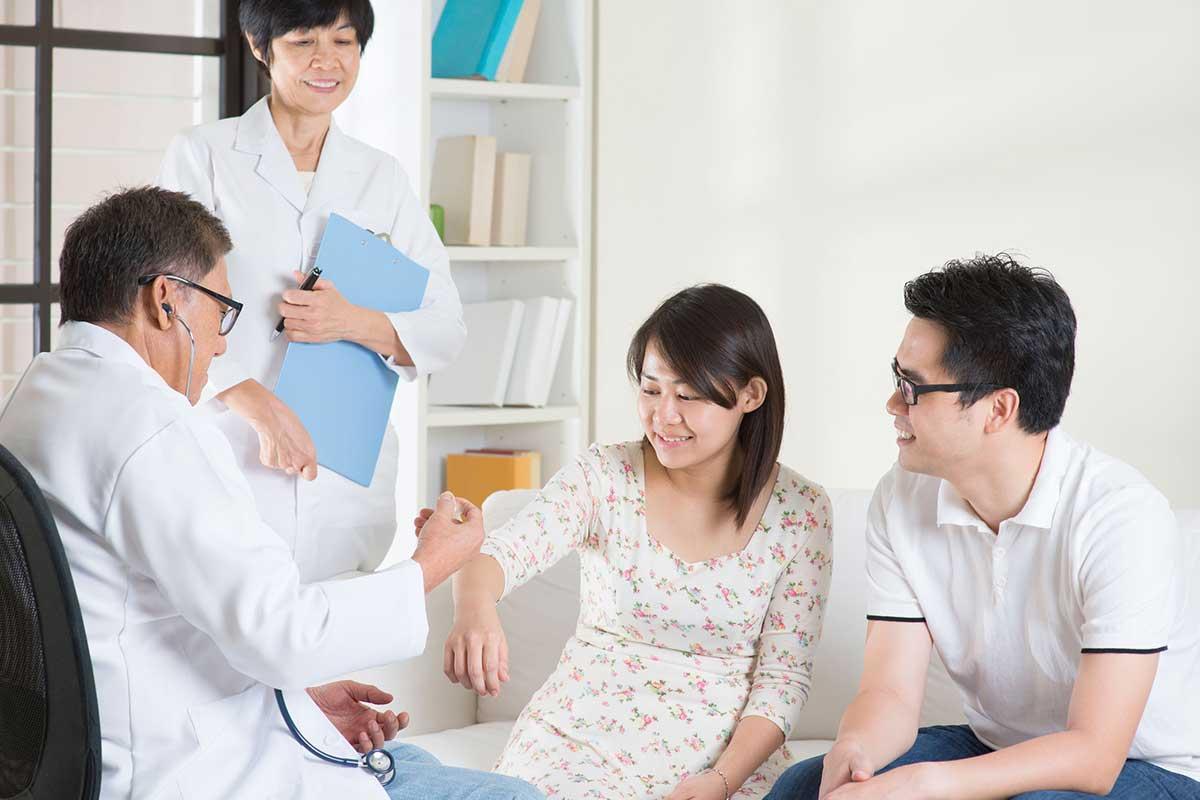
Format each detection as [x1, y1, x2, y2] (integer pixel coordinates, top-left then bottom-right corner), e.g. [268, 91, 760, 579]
[362, 748, 396, 785]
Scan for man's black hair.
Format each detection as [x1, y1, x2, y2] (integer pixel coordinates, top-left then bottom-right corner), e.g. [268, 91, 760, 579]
[903, 253, 1077, 433]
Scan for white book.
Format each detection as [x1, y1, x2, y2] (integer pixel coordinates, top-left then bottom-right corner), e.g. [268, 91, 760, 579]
[504, 297, 573, 407]
[491, 152, 531, 246]
[504, 297, 559, 406]
[429, 300, 525, 406]
[431, 135, 497, 246]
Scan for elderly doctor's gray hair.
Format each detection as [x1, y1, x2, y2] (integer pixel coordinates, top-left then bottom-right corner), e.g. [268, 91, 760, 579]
[59, 186, 232, 326]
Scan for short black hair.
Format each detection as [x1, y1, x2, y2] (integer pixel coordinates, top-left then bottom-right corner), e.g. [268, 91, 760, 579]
[627, 284, 786, 528]
[59, 186, 232, 326]
[239, 0, 375, 71]
[903, 253, 1076, 434]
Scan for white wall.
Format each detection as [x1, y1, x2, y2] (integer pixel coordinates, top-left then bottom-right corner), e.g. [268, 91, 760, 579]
[594, 0, 1200, 506]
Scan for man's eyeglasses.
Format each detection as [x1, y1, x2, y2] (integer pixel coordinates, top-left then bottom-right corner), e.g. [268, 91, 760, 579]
[891, 359, 1004, 406]
[137, 273, 243, 336]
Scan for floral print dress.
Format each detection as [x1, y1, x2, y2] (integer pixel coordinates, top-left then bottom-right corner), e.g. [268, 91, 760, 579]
[479, 442, 834, 799]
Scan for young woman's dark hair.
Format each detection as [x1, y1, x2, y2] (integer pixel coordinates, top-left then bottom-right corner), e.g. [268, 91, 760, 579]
[239, 0, 375, 71]
[626, 284, 786, 528]
[903, 252, 1077, 434]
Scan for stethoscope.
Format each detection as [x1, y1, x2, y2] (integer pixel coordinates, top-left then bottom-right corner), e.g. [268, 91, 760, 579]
[162, 306, 397, 786]
[274, 690, 396, 786]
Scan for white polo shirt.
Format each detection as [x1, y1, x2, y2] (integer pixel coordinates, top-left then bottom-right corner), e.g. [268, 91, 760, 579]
[866, 427, 1200, 782]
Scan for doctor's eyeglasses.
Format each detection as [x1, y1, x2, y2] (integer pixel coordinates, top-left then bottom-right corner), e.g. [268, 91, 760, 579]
[891, 358, 1004, 406]
[137, 273, 243, 336]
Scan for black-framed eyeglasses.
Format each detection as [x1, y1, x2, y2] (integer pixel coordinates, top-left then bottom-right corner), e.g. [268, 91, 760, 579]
[137, 273, 243, 336]
[891, 359, 1004, 406]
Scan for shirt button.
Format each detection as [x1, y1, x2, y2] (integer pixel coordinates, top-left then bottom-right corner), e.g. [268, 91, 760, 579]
[995, 576, 1008, 589]
[993, 547, 1006, 559]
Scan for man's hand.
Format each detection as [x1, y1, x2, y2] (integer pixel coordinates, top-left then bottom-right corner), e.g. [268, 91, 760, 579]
[664, 770, 729, 800]
[819, 740, 875, 799]
[306, 680, 408, 754]
[825, 763, 945, 800]
[411, 492, 484, 593]
[280, 270, 359, 344]
[220, 379, 317, 480]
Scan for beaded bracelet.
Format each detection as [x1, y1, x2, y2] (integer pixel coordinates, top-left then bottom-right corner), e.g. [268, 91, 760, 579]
[705, 766, 730, 800]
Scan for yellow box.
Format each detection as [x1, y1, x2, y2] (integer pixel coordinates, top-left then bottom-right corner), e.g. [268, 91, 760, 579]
[445, 450, 541, 508]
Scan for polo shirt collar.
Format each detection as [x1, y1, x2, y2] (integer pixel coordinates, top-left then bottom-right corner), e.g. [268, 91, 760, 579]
[936, 427, 1070, 532]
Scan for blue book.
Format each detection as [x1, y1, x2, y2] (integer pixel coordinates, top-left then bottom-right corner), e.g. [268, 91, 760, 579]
[274, 214, 430, 487]
[432, 0, 525, 80]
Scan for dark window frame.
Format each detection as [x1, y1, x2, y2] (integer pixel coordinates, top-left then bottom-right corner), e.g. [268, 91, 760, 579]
[0, 0, 263, 352]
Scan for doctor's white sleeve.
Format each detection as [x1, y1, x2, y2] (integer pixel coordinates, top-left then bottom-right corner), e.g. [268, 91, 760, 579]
[382, 160, 466, 381]
[102, 416, 429, 690]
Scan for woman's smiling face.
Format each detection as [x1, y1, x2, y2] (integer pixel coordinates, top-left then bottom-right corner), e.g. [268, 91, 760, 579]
[637, 342, 750, 471]
[253, 13, 361, 117]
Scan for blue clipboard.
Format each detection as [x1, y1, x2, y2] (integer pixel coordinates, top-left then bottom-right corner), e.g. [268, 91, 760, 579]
[274, 213, 430, 487]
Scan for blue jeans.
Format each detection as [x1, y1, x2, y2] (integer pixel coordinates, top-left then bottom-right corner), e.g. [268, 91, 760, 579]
[382, 742, 544, 800]
[765, 725, 1200, 800]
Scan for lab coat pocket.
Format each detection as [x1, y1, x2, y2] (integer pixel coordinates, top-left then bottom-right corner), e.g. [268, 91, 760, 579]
[178, 686, 301, 800]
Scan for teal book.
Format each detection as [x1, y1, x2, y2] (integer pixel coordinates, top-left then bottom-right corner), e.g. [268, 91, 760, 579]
[274, 214, 430, 487]
[432, 0, 525, 80]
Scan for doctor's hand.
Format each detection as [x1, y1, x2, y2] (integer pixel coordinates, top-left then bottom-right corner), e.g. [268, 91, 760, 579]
[279, 269, 360, 344]
[411, 492, 484, 593]
[219, 379, 317, 480]
[306, 680, 408, 754]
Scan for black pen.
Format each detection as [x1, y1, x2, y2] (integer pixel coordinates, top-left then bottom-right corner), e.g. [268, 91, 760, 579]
[271, 267, 322, 341]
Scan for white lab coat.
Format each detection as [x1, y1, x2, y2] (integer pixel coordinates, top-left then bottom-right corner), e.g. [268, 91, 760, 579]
[0, 322, 426, 800]
[157, 96, 464, 581]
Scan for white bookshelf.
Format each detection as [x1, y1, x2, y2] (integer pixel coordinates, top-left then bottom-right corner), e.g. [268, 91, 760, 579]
[416, 0, 595, 506]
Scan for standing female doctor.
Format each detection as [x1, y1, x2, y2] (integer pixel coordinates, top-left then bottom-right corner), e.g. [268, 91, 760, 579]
[159, 0, 464, 581]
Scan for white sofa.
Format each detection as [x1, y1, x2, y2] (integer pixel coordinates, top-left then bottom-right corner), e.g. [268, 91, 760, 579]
[352, 487, 1198, 774]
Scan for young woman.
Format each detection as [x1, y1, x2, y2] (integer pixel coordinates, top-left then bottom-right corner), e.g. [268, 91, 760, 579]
[427, 285, 834, 799]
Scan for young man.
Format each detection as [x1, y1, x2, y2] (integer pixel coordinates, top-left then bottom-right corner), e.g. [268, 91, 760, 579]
[768, 254, 1199, 799]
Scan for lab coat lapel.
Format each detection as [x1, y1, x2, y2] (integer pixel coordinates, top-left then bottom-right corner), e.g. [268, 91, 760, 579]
[233, 96, 308, 214]
[304, 120, 366, 215]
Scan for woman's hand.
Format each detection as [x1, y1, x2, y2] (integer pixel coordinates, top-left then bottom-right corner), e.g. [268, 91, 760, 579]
[307, 680, 409, 754]
[219, 379, 317, 479]
[280, 269, 360, 344]
[439, 545, 510, 697]
[665, 770, 730, 800]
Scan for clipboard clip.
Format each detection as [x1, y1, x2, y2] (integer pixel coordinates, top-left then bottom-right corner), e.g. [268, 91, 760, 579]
[365, 228, 392, 246]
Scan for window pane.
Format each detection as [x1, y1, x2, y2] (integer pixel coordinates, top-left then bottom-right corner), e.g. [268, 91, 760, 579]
[49, 303, 61, 351]
[0, 304, 35, 400]
[0, 2, 35, 26]
[55, 0, 220, 38]
[0, 46, 35, 284]
[51, 49, 221, 281]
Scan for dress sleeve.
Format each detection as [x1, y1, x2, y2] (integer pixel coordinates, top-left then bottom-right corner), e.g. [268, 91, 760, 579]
[479, 446, 606, 599]
[381, 159, 466, 381]
[741, 484, 835, 739]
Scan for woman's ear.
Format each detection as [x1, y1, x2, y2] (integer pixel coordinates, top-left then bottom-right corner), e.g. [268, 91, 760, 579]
[740, 377, 768, 414]
[245, 33, 267, 68]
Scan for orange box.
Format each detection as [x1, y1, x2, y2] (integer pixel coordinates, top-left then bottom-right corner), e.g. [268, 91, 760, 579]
[445, 450, 541, 507]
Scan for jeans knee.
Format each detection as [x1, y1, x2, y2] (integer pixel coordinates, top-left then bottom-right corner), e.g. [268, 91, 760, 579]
[764, 755, 824, 800]
[489, 774, 545, 800]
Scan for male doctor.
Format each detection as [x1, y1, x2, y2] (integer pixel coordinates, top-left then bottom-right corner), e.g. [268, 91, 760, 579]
[0, 186, 542, 800]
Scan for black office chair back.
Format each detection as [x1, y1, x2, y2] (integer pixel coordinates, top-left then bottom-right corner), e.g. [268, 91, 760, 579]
[0, 444, 100, 799]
